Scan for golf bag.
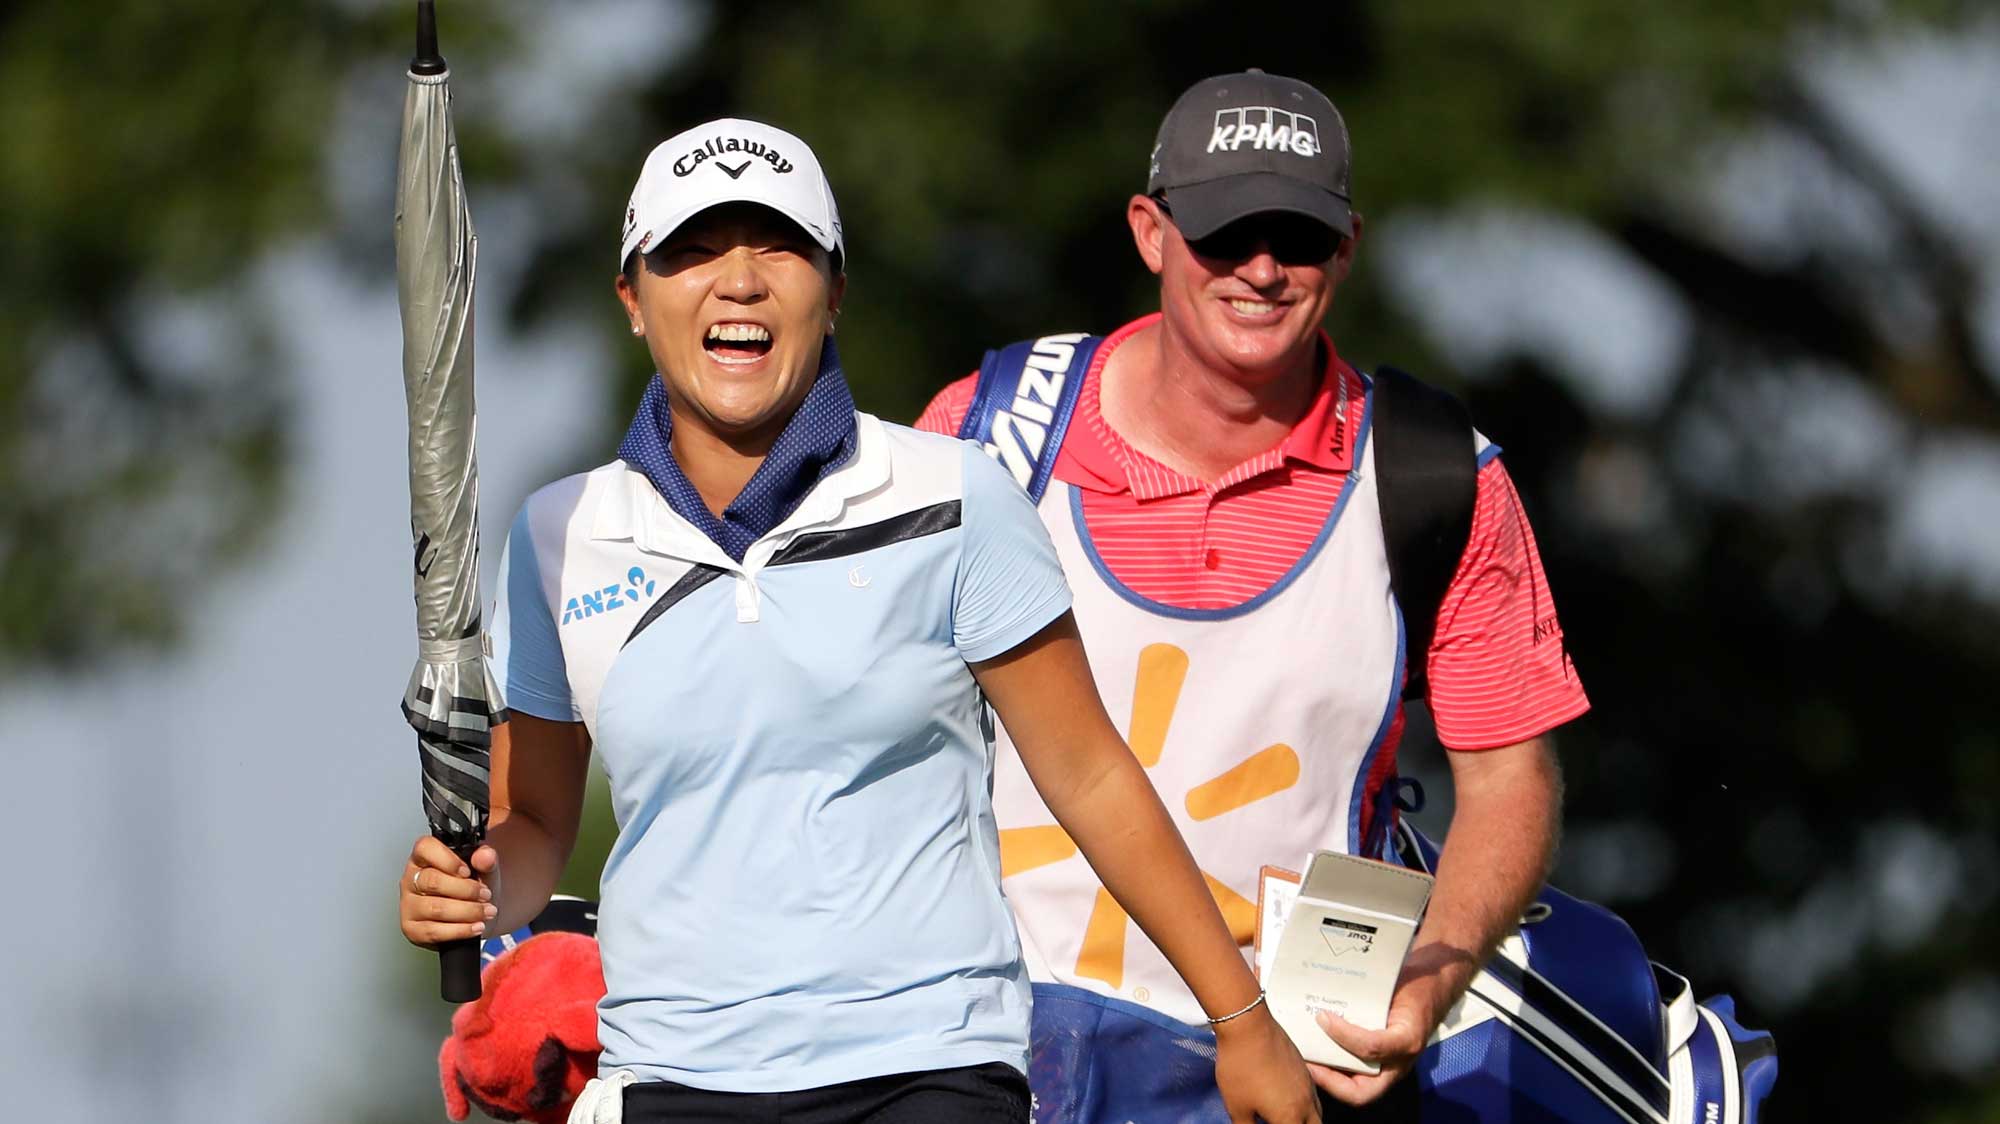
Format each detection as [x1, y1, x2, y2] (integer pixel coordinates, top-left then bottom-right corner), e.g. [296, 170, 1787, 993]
[1025, 818, 1777, 1123]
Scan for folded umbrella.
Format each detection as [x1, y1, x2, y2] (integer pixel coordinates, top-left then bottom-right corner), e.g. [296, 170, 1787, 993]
[395, 0, 496, 1003]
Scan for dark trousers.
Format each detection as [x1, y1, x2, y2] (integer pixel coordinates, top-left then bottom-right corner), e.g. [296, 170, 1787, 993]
[621, 1062, 1030, 1123]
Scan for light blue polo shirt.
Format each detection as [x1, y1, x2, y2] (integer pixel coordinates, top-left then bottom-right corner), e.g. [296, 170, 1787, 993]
[489, 414, 1071, 1092]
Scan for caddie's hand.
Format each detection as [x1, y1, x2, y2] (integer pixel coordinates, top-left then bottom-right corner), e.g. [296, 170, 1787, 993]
[399, 835, 500, 949]
[1213, 1005, 1321, 1124]
[1308, 980, 1440, 1107]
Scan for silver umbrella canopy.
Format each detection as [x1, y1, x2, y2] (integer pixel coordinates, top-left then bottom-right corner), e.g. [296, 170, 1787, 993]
[395, 0, 495, 1002]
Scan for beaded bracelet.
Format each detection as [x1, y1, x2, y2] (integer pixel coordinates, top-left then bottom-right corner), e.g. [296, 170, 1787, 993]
[1205, 990, 1268, 1025]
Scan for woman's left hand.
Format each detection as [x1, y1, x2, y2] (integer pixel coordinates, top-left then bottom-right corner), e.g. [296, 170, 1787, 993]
[1213, 1006, 1321, 1124]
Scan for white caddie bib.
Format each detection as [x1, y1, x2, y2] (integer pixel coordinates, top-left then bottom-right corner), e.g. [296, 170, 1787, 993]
[989, 440, 1404, 1027]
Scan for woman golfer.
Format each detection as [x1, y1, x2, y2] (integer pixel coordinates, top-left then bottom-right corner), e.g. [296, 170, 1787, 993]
[399, 119, 1317, 1124]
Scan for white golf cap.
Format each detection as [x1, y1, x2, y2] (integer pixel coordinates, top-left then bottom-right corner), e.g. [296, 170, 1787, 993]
[618, 118, 844, 269]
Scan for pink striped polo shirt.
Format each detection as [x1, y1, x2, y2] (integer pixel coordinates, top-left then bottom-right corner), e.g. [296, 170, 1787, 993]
[916, 313, 1588, 751]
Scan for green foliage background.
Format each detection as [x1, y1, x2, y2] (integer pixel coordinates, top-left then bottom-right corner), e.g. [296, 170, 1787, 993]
[5, 1, 1997, 1120]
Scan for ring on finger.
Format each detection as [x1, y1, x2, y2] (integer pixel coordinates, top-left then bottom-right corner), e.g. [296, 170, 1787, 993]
[411, 868, 423, 894]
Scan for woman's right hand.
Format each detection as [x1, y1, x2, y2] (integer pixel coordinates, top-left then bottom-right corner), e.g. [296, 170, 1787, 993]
[399, 835, 500, 949]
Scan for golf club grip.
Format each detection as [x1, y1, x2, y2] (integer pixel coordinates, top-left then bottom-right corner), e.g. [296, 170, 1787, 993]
[440, 937, 481, 1002]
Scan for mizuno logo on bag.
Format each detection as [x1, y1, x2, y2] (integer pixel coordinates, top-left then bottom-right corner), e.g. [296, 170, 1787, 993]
[982, 333, 1090, 489]
[1208, 106, 1320, 157]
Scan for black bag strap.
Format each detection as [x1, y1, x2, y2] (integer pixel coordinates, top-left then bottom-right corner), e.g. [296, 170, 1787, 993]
[1370, 366, 1477, 701]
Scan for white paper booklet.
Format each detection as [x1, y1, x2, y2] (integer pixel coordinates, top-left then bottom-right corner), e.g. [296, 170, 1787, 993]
[1259, 850, 1434, 1074]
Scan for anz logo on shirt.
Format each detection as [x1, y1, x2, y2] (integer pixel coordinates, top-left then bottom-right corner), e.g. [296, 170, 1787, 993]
[561, 566, 657, 625]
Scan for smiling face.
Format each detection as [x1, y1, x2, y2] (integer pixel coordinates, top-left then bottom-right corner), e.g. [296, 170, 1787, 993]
[615, 202, 845, 450]
[1129, 194, 1360, 387]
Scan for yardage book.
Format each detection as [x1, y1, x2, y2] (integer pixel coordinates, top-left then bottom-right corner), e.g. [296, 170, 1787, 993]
[1255, 851, 1434, 1074]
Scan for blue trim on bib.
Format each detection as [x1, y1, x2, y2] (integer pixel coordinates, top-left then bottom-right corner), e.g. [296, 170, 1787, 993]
[1351, 602, 1407, 856]
[1477, 442, 1504, 469]
[1026, 981, 1230, 1121]
[1033, 981, 1218, 1042]
[1064, 381, 1376, 623]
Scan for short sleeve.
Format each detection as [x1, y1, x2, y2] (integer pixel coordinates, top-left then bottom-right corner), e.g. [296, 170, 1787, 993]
[1425, 457, 1590, 750]
[953, 442, 1073, 663]
[489, 505, 579, 722]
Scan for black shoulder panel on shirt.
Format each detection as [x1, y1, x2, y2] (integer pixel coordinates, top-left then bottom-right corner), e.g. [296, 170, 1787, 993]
[619, 502, 964, 647]
[767, 500, 962, 567]
[623, 563, 727, 649]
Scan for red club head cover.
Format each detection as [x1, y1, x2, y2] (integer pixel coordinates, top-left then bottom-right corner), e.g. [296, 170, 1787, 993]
[437, 932, 606, 1124]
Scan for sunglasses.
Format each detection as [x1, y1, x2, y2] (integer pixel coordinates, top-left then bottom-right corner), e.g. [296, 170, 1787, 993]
[1156, 197, 1343, 266]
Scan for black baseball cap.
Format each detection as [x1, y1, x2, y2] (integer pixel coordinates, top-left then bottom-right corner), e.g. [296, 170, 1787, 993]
[1146, 70, 1353, 241]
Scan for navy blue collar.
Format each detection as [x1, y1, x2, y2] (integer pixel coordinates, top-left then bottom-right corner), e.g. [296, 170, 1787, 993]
[617, 339, 858, 562]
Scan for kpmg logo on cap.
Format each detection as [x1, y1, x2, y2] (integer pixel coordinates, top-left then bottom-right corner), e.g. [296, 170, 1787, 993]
[673, 135, 796, 178]
[1208, 106, 1320, 158]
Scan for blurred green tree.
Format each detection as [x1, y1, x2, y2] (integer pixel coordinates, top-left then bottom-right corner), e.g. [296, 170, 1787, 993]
[2, 6, 341, 662]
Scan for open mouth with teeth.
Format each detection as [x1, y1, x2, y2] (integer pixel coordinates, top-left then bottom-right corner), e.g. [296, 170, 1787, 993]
[704, 321, 773, 365]
[1226, 298, 1281, 316]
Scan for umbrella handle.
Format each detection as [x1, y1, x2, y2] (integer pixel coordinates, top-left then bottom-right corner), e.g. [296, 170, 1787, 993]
[412, 0, 447, 76]
[439, 828, 481, 1001]
[440, 938, 480, 1002]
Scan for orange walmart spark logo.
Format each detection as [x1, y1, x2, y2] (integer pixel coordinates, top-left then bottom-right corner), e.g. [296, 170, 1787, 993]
[998, 643, 1300, 990]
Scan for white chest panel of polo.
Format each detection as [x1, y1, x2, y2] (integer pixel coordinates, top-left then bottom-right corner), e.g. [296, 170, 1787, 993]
[988, 445, 1403, 1026]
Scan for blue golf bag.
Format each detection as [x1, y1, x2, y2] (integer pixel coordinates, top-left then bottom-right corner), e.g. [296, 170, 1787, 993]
[1025, 819, 1777, 1123]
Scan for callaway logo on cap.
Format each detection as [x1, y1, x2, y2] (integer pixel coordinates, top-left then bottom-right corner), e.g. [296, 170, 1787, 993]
[1146, 69, 1354, 241]
[619, 118, 844, 268]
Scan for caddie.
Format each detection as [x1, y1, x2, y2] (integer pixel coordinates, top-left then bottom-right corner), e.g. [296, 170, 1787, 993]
[917, 69, 1589, 1118]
